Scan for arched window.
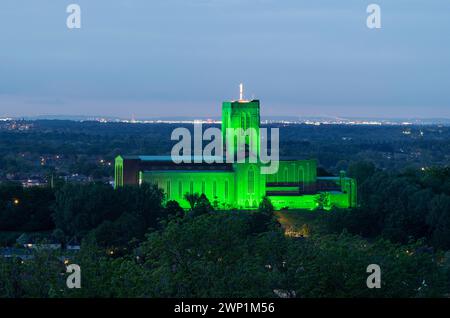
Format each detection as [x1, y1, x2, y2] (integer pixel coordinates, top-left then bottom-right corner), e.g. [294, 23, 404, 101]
[225, 180, 229, 200]
[166, 181, 171, 199]
[248, 168, 255, 194]
[298, 167, 305, 191]
[241, 113, 246, 130]
[178, 181, 183, 198]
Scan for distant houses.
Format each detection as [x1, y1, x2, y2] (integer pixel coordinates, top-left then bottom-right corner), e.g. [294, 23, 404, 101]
[0, 247, 33, 260]
[0, 233, 81, 261]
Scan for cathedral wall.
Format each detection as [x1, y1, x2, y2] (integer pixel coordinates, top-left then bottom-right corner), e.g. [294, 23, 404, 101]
[269, 194, 319, 210]
[266, 160, 317, 187]
[233, 163, 266, 209]
[140, 170, 235, 209]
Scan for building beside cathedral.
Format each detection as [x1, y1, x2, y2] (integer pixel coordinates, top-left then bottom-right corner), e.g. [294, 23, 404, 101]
[115, 87, 357, 210]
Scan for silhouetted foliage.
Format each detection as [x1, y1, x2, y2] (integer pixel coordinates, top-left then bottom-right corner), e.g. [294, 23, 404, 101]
[53, 183, 164, 246]
[0, 184, 54, 232]
[324, 166, 450, 249]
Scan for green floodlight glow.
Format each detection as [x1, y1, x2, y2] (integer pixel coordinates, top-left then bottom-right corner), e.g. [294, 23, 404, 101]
[115, 91, 357, 211]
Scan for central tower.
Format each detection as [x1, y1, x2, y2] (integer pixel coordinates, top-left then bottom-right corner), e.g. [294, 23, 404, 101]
[221, 84, 260, 160]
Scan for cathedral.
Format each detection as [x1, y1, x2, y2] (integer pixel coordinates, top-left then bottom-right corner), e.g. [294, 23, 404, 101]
[115, 87, 357, 210]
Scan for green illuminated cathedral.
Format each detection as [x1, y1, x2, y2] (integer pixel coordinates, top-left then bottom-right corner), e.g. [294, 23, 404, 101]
[115, 89, 357, 210]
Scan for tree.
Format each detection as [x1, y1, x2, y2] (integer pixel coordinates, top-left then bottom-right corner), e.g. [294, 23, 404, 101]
[247, 197, 277, 234]
[314, 192, 331, 210]
[165, 200, 185, 219]
[52, 183, 164, 245]
[427, 194, 450, 249]
[192, 194, 213, 217]
[348, 161, 376, 185]
[0, 184, 55, 232]
[52, 228, 66, 244]
[139, 212, 278, 297]
[184, 193, 200, 211]
[259, 196, 274, 215]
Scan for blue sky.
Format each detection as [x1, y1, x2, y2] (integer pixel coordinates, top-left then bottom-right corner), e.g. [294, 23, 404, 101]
[0, 0, 449, 118]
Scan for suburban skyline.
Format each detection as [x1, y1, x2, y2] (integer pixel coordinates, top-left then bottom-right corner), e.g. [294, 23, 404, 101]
[0, 0, 449, 119]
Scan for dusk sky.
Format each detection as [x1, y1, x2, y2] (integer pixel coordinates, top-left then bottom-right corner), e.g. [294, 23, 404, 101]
[0, 0, 449, 119]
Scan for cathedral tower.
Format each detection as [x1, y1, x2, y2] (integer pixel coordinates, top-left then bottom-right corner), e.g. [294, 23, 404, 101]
[221, 84, 260, 160]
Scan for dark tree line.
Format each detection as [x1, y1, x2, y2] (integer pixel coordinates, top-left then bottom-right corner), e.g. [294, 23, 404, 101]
[0, 184, 54, 232]
[324, 162, 450, 249]
[1, 162, 450, 251]
[53, 183, 165, 247]
[0, 182, 164, 247]
[1, 162, 450, 297]
[1, 210, 448, 298]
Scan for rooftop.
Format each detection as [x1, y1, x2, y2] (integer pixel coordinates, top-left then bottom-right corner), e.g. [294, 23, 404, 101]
[120, 155, 225, 162]
[119, 155, 315, 162]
